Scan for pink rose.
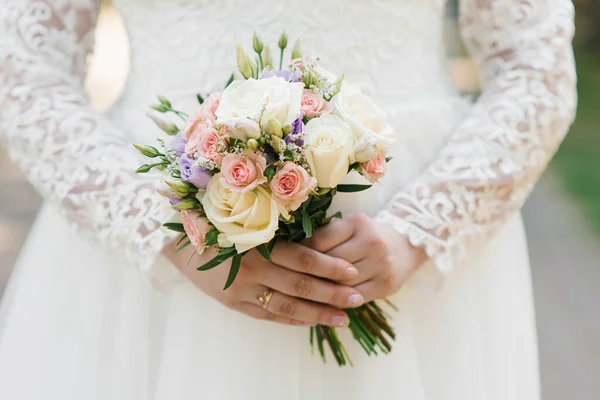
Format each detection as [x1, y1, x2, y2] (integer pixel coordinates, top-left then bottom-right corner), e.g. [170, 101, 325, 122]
[196, 129, 226, 165]
[360, 153, 387, 183]
[220, 150, 267, 193]
[183, 92, 221, 140]
[300, 89, 331, 120]
[270, 162, 317, 211]
[180, 211, 211, 253]
[184, 120, 214, 155]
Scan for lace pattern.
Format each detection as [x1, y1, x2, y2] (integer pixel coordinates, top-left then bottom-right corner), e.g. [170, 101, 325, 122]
[0, 0, 176, 272]
[377, 0, 577, 273]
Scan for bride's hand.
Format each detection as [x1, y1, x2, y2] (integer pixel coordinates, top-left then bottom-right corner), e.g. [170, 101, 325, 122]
[303, 214, 428, 302]
[164, 240, 364, 327]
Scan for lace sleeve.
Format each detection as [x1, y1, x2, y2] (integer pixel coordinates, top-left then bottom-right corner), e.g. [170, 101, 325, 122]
[376, 0, 577, 273]
[0, 0, 176, 272]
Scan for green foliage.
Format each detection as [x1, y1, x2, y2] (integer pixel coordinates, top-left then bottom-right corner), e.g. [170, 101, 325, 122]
[554, 51, 600, 233]
[163, 222, 185, 233]
[224, 254, 243, 290]
[336, 184, 372, 193]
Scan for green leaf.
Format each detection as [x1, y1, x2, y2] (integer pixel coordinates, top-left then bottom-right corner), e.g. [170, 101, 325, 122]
[163, 222, 185, 233]
[385, 156, 393, 163]
[336, 184, 372, 193]
[225, 73, 235, 89]
[256, 243, 271, 261]
[197, 247, 237, 271]
[176, 240, 192, 253]
[307, 195, 333, 213]
[223, 254, 243, 290]
[322, 211, 342, 225]
[176, 234, 189, 246]
[289, 229, 306, 242]
[302, 210, 313, 238]
[311, 210, 326, 219]
[315, 326, 326, 362]
[204, 229, 219, 246]
[196, 93, 204, 104]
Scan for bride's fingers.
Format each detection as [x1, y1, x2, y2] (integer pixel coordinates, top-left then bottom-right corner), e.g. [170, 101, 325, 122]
[261, 264, 364, 309]
[326, 237, 370, 264]
[261, 290, 350, 327]
[271, 241, 358, 281]
[331, 258, 379, 287]
[236, 303, 311, 327]
[354, 277, 399, 303]
[302, 217, 354, 253]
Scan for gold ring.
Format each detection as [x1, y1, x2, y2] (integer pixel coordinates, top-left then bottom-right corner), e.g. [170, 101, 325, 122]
[257, 289, 274, 310]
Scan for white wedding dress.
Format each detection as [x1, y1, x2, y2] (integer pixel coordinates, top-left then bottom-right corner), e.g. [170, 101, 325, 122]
[0, 0, 576, 399]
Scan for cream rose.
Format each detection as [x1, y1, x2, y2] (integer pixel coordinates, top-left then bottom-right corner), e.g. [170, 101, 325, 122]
[215, 77, 304, 128]
[333, 86, 396, 151]
[304, 115, 354, 188]
[200, 175, 279, 253]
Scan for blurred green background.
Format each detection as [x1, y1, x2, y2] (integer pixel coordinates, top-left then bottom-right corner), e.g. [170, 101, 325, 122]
[556, 2, 600, 233]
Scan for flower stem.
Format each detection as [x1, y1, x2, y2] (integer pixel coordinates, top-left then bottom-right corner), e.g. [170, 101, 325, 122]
[279, 49, 284, 70]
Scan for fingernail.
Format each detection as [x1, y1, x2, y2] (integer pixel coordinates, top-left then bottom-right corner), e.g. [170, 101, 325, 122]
[346, 294, 364, 307]
[344, 266, 359, 279]
[331, 315, 349, 327]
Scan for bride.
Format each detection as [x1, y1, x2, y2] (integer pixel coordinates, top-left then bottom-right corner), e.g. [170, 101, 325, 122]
[0, 0, 576, 399]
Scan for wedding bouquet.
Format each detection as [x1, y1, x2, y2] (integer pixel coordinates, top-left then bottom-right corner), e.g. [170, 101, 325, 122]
[135, 32, 397, 366]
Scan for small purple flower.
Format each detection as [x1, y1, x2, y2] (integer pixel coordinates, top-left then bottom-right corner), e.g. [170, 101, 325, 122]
[179, 155, 212, 189]
[170, 131, 186, 156]
[261, 69, 300, 82]
[284, 133, 304, 147]
[169, 198, 181, 206]
[291, 117, 303, 135]
[284, 117, 304, 146]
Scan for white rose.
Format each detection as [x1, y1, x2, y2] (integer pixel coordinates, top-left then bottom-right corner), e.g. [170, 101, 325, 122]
[304, 115, 354, 188]
[260, 77, 304, 126]
[216, 77, 304, 127]
[333, 86, 396, 152]
[201, 175, 279, 253]
[227, 118, 262, 141]
[353, 137, 378, 163]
